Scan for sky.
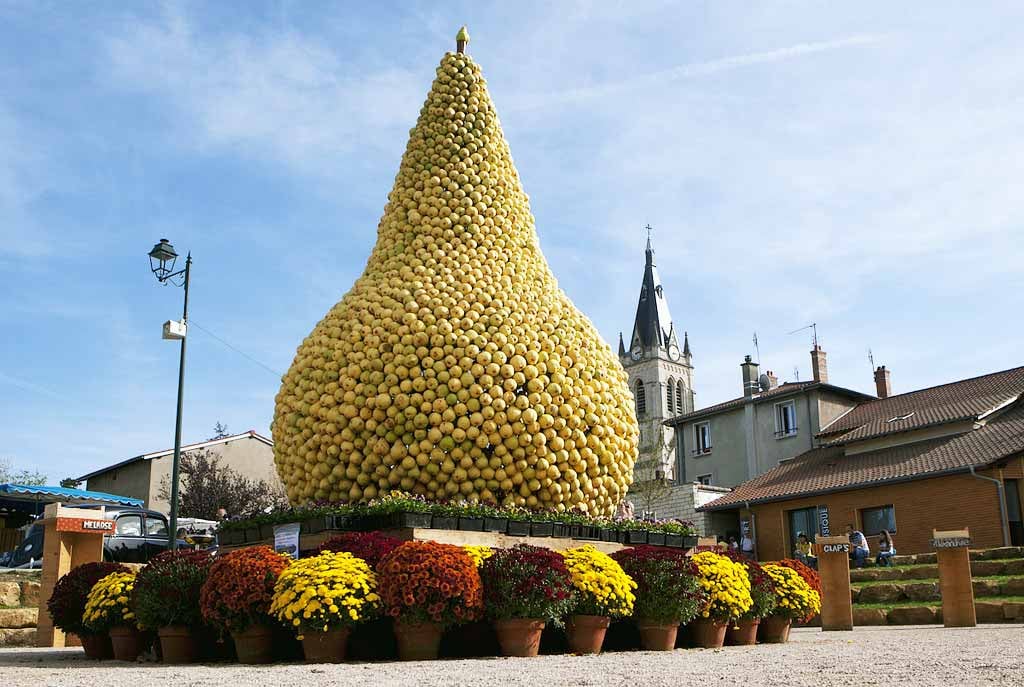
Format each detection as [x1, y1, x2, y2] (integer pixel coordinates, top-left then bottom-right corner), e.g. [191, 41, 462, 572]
[2, 1, 1022, 483]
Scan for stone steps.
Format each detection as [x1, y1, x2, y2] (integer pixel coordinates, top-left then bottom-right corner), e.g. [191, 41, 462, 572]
[852, 576, 1024, 603]
[889, 546, 1024, 567]
[852, 599, 1024, 626]
[850, 558, 1024, 583]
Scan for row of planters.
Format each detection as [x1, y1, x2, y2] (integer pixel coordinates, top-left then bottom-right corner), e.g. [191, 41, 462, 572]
[47, 532, 821, 664]
[217, 493, 697, 547]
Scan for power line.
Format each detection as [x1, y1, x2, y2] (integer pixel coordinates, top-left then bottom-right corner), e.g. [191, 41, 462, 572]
[188, 320, 284, 378]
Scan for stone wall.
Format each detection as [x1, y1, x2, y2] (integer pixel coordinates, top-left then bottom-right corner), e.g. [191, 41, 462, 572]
[627, 482, 733, 536]
[0, 572, 41, 647]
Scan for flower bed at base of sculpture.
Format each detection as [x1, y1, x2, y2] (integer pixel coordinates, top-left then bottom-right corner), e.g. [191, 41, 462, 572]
[377, 541, 483, 627]
[47, 562, 130, 638]
[479, 544, 575, 623]
[132, 550, 213, 630]
[560, 545, 635, 618]
[83, 572, 138, 633]
[610, 546, 705, 625]
[722, 551, 776, 621]
[462, 545, 493, 568]
[691, 551, 753, 624]
[761, 564, 821, 622]
[317, 531, 403, 570]
[270, 551, 380, 636]
[200, 546, 291, 633]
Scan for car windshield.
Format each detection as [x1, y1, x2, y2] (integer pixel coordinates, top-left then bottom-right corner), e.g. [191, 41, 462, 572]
[146, 517, 168, 539]
[114, 515, 142, 536]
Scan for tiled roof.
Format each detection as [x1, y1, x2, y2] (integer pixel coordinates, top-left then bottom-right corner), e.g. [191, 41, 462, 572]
[701, 399, 1024, 510]
[665, 381, 872, 425]
[818, 366, 1024, 446]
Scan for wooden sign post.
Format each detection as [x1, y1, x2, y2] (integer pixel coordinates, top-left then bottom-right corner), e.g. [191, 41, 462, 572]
[36, 503, 113, 648]
[815, 535, 853, 631]
[933, 528, 976, 628]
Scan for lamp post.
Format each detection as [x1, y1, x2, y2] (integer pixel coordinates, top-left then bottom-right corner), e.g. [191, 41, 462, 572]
[148, 238, 191, 550]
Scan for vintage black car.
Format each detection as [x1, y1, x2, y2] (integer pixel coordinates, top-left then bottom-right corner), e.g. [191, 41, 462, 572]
[6, 506, 182, 568]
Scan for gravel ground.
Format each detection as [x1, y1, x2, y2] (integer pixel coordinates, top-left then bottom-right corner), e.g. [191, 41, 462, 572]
[2, 625, 1022, 687]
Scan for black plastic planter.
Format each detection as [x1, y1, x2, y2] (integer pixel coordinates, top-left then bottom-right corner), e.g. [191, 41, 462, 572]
[458, 516, 484, 532]
[626, 530, 648, 545]
[332, 514, 352, 531]
[600, 529, 619, 543]
[577, 526, 600, 541]
[682, 535, 699, 550]
[506, 520, 531, 536]
[551, 523, 570, 538]
[483, 517, 507, 533]
[432, 516, 458, 531]
[568, 524, 584, 539]
[646, 532, 666, 547]
[244, 527, 262, 543]
[397, 512, 433, 529]
[219, 529, 242, 546]
[530, 522, 553, 538]
[258, 523, 276, 541]
[664, 533, 684, 548]
[301, 515, 331, 535]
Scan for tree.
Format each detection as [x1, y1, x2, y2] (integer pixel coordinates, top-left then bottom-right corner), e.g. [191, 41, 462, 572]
[159, 448, 286, 521]
[0, 458, 47, 486]
[211, 422, 230, 440]
[60, 477, 83, 489]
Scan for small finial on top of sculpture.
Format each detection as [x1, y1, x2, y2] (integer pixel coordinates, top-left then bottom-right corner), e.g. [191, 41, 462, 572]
[456, 26, 470, 54]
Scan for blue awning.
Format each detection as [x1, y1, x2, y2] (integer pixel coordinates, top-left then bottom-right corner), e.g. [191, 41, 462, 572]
[0, 484, 144, 507]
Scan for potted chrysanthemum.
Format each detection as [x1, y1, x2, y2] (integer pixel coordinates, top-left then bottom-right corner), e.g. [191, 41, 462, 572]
[270, 550, 381, 662]
[721, 552, 776, 645]
[132, 549, 214, 663]
[760, 564, 821, 643]
[561, 545, 636, 654]
[690, 551, 753, 649]
[82, 571, 142, 661]
[611, 546, 705, 651]
[46, 562, 129, 660]
[377, 541, 483, 660]
[479, 544, 575, 657]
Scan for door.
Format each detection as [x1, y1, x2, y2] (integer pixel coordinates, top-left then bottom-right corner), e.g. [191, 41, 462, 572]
[786, 507, 818, 557]
[107, 514, 146, 563]
[144, 515, 171, 560]
[1006, 479, 1023, 546]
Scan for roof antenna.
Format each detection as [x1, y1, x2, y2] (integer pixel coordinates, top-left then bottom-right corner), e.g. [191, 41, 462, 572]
[752, 331, 761, 364]
[788, 322, 818, 347]
[793, 366, 800, 381]
[868, 348, 875, 372]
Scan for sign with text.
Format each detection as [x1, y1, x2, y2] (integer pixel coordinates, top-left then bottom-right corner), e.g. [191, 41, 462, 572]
[817, 505, 830, 536]
[55, 517, 114, 534]
[274, 522, 301, 559]
[821, 542, 850, 554]
[932, 536, 971, 549]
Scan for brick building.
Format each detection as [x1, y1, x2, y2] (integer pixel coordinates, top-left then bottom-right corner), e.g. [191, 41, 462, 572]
[700, 366, 1024, 559]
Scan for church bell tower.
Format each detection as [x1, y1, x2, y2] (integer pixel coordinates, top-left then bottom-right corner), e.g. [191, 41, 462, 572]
[618, 233, 694, 482]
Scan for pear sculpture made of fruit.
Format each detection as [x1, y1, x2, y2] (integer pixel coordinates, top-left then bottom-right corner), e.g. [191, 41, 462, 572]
[272, 28, 639, 516]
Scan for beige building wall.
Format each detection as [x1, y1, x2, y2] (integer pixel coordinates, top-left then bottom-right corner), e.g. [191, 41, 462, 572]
[85, 460, 153, 506]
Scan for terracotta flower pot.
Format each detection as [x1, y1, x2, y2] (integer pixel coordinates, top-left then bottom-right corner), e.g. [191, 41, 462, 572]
[566, 615, 610, 654]
[636, 621, 678, 651]
[232, 624, 275, 664]
[80, 633, 113, 660]
[493, 618, 546, 657]
[691, 618, 728, 649]
[758, 614, 792, 644]
[108, 625, 143, 662]
[158, 625, 197, 663]
[725, 618, 759, 646]
[301, 627, 351, 663]
[394, 620, 444, 661]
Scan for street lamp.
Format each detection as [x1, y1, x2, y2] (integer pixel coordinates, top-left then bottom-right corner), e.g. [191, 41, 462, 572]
[148, 238, 191, 550]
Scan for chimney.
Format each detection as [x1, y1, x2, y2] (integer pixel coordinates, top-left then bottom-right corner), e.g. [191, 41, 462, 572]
[874, 365, 892, 398]
[810, 345, 828, 384]
[766, 370, 779, 389]
[741, 355, 760, 397]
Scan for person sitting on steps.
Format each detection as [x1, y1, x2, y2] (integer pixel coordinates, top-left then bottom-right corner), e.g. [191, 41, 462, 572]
[847, 523, 870, 568]
[876, 530, 896, 567]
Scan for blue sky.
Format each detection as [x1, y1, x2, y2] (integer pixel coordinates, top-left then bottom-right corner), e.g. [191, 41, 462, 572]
[2, 1, 1021, 483]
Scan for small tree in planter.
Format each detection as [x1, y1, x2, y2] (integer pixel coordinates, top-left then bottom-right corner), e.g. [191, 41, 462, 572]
[690, 551, 753, 648]
[560, 545, 635, 654]
[316, 531, 403, 570]
[479, 544, 575, 657]
[760, 565, 821, 643]
[200, 546, 291, 663]
[47, 562, 129, 659]
[269, 551, 381, 663]
[377, 541, 483, 661]
[132, 549, 214, 663]
[611, 546, 705, 650]
[83, 571, 143, 661]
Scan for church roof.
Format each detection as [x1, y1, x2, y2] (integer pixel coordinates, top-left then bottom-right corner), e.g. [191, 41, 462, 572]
[629, 237, 675, 352]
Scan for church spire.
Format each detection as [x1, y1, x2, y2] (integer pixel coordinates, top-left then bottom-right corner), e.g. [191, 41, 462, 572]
[628, 229, 675, 355]
[617, 332, 626, 357]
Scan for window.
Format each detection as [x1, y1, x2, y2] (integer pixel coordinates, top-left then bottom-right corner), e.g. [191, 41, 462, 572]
[635, 380, 646, 416]
[146, 517, 168, 539]
[676, 384, 684, 413]
[692, 421, 711, 455]
[696, 474, 713, 486]
[775, 401, 797, 437]
[114, 515, 142, 537]
[666, 379, 675, 414]
[860, 505, 897, 536]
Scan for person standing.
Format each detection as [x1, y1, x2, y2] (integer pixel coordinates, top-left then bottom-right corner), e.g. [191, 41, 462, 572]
[847, 524, 870, 568]
[740, 530, 755, 560]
